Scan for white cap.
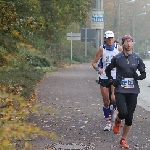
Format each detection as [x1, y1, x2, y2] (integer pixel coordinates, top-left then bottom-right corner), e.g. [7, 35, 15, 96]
[104, 30, 114, 38]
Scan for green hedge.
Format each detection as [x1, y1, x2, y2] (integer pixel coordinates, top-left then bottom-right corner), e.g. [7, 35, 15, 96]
[0, 67, 44, 98]
[25, 54, 50, 67]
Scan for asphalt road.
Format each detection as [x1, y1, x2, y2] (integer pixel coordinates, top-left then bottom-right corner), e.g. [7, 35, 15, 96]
[137, 60, 150, 111]
[29, 62, 150, 150]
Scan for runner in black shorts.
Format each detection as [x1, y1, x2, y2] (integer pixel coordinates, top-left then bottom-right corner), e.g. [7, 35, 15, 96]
[105, 35, 146, 148]
[92, 30, 122, 131]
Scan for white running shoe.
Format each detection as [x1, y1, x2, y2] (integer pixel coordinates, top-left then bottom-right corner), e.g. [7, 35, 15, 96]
[103, 121, 111, 131]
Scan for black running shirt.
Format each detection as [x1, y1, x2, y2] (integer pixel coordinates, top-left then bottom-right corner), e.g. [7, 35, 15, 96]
[109, 52, 146, 94]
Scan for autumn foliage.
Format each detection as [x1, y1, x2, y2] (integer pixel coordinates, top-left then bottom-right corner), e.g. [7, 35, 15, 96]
[0, 84, 47, 149]
[0, 0, 94, 149]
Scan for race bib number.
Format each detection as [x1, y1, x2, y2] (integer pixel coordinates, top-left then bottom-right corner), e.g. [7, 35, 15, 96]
[121, 78, 134, 88]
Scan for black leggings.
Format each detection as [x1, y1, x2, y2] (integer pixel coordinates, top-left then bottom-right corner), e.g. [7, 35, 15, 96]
[115, 92, 138, 126]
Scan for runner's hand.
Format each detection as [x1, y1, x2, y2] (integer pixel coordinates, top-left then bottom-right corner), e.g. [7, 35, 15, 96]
[98, 68, 103, 75]
[113, 79, 120, 87]
[108, 78, 113, 85]
[113, 75, 121, 87]
[133, 73, 139, 80]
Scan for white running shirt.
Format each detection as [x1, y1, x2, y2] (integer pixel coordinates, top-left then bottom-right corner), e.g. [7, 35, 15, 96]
[100, 43, 119, 79]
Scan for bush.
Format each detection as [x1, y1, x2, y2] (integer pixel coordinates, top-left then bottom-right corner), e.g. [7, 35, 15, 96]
[25, 55, 50, 67]
[0, 67, 45, 98]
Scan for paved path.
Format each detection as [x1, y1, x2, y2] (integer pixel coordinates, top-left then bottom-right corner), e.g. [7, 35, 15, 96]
[30, 63, 150, 150]
[137, 60, 150, 111]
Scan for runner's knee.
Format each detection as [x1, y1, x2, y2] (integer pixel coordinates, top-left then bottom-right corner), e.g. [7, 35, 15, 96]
[102, 93, 110, 107]
[118, 112, 128, 119]
[103, 100, 110, 107]
[125, 117, 133, 126]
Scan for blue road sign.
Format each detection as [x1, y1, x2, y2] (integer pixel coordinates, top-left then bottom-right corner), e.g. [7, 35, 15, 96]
[92, 14, 104, 22]
[91, 10, 104, 29]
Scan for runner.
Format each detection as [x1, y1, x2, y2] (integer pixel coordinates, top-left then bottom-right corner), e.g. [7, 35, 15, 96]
[105, 35, 146, 148]
[92, 30, 122, 131]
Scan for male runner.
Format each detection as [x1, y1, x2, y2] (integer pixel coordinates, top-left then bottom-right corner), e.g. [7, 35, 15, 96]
[92, 30, 122, 131]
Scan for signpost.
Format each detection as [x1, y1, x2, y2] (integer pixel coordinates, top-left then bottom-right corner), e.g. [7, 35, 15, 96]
[91, 10, 104, 29]
[67, 32, 81, 60]
[91, 0, 104, 82]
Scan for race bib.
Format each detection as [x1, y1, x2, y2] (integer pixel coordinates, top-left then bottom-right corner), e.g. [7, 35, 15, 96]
[121, 78, 134, 88]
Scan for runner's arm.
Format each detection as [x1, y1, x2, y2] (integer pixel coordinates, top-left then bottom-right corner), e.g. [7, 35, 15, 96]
[105, 57, 116, 79]
[92, 46, 103, 71]
[133, 58, 146, 80]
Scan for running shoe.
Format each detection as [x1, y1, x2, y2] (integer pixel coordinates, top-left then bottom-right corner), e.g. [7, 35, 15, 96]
[104, 121, 111, 131]
[113, 118, 121, 134]
[120, 138, 129, 148]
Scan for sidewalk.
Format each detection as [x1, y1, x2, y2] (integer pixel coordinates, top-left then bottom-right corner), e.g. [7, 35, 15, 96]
[31, 63, 150, 150]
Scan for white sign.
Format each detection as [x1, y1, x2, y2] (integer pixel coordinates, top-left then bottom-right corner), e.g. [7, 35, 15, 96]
[67, 33, 81, 40]
[67, 37, 81, 40]
[91, 10, 104, 29]
[67, 33, 81, 37]
[67, 32, 81, 60]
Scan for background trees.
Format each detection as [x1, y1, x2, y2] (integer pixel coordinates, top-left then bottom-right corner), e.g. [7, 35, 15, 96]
[1, 0, 150, 59]
[104, 0, 150, 55]
[0, 0, 93, 64]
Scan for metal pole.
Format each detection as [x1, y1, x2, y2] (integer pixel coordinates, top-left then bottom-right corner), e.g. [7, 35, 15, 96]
[146, 46, 148, 58]
[95, 0, 104, 82]
[71, 39, 72, 60]
[132, 15, 135, 52]
[118, 3, 121, 41]
[71, 32, 72, 60]
[101, 0, 103, 9]
[101, 29, 103, 46]
[85, 28, 87, 57]
[96, 0, 101, 82]
[96, 30, 100, 49]
[101, 0, 104, 46]
[96, 0, 100, 46]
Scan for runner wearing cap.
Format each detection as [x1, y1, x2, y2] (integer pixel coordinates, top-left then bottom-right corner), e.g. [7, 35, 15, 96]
[105, 35, 146, 148]
[92, 30, 122, 131]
